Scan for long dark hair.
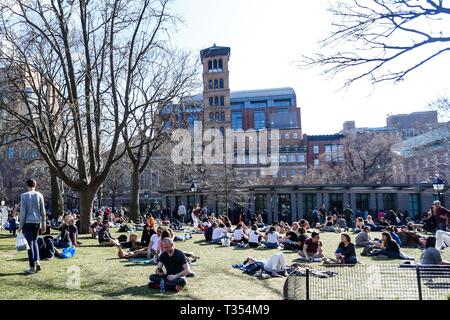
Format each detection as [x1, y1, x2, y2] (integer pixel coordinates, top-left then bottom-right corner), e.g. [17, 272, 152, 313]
[267, 226, 276, 234]
[381, 232, 392, 246]
[341, 233, 351, 244]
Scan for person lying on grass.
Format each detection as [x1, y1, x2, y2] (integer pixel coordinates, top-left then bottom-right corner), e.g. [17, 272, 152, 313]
[148, 238, 191, 292]
[242, 252, 288, 278]
[298, 232, 324, 261]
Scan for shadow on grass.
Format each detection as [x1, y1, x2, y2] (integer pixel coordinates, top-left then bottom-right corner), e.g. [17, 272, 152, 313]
[0, 272, 30, 277]
[102, 284, 198, 299]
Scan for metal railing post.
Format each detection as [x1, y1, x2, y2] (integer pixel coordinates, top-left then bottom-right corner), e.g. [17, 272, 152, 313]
[416, 266, 423, 301]
[306, 268, 310, 300]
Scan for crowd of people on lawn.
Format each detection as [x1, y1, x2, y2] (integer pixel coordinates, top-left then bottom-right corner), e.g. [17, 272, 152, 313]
[7, 179, 450, 293]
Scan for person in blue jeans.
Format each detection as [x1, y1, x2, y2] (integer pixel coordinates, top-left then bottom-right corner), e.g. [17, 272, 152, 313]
[368, 232, 401, 259]
[18, 179, 47, 274]
[264, 226, 280, 248]
[211, 223, 230, 244]
[335, 233, 357, 264]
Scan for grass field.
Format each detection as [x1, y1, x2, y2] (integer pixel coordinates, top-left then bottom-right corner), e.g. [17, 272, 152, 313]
[0, 228, 449, 300]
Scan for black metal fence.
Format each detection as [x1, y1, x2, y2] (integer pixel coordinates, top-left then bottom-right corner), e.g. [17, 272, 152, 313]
[283, 264, 450, 300]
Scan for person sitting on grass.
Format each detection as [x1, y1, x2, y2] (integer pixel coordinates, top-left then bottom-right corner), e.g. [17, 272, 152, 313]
[352, 217, 365, 233]
[368, 232, 401, 259]
[212, 223, 229, 244]
[242, 252, 288, 277]
[232, 223, 249, 245]
[299, 232, 324, 261]
[148, 238, 191, 292]
[248, 224, 263, 248]
[335, 215, 348, 231]
[54, 223, 72, 248]
[420, 236, 450, 265]
[435, 230, 450, 250]
[264, 226, 281, 249]
[280, 223, 300, 251]
[117, 227, 162, 259]
[355, 226, 374, 248]
[387, 226, 402, 247]
[321, 216, 338, 232]
[334, 233, 357, 264]
[299, 219, 311, 231]
[256, 214, 265, 227]
[98, 221, 120, 247]
[67, 217, 81, 247]
[90, 216, 103, 239]
[398, 225, 422, 248]
[139, 223, 155, 248]
[199, 218, 211, 232]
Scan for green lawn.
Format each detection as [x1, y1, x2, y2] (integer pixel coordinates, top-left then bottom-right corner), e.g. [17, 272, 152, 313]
[0, 228, 448, 300]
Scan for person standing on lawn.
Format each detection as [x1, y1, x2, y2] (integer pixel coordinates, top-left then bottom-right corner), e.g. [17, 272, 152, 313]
[433, 201, 449, 231]
[18, 179, 46, 274]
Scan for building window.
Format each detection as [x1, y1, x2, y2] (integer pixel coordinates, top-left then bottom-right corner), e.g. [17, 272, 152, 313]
[209, 97, 213, 107]
[278, 194, 292, 223]
[325, 144, 344, 161]
[220, 127, 225, 137]
[303, 194, 316, 217]
[409, 194, 421, 219]
[208, 80, 213, 90]
[218, 59, 223, 70]
[314, 159, 320, 166]
[220, 96, 225, 106]
[208, 60, 212, 71]
[273, 99, 292, 107]
[355, 194, 369, 211]
[290, 169, 296, 176]
[293, 133, 299, 139]
[250, 100, 268, 108]
[214, 96, 219, 106]
[280, 155, 288, 163]
[285, 133, 290, 140]
[254, 111, 266, 130]
[220, 112, 225, 122]
[219, 79, 224, 89]
[288, 155, 296, 163]
[281, 169, 287, 177]
[213, 59, 218, 70]
[214, 79, 218, 89]
[313, 145, 319, 154]
[232, 112, 243, 130]
[215, 112, 219, 121]
[255, 194, 266, 215]
[383, 194, 396, 212]
[6, 146, 14, 159]
[297, 154, 305, 162]
[187, 115, 195, 128]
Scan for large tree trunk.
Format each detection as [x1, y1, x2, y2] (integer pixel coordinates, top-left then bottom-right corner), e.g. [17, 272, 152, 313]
[50, 171, 64, 217]
[79, 190, 96, 234]
[129, 164, 141, 222]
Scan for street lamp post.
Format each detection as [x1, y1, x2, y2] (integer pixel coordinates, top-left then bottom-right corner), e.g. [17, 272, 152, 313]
[433, 176, 446, 205]
[144, 191, 149, 214]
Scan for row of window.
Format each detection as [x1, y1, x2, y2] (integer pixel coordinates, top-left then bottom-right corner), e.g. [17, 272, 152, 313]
[208, 59, 224, 72]
[4, 146, 39, 160]
[209, 112, 226, 122]
[208, 79, 225, 90]
[208, 96, 225, 107]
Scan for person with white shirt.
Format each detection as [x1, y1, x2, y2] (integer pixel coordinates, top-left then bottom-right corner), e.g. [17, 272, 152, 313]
[211, 223, 229, 244]
[264, 226, 280, 249]
[248, 224, 263, 248]
[232, 223, 249, 244]
[148, 227, 163, 258]
[178, 203, 186, 224]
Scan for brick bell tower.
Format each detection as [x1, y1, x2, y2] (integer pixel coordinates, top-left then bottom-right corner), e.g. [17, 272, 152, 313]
[200, 44, 231, 134]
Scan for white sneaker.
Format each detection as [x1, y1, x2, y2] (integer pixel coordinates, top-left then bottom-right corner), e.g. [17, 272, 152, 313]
[25, 267, 36, 274]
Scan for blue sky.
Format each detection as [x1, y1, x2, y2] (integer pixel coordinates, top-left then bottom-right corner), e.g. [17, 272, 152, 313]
[169, 0, 450, 135]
